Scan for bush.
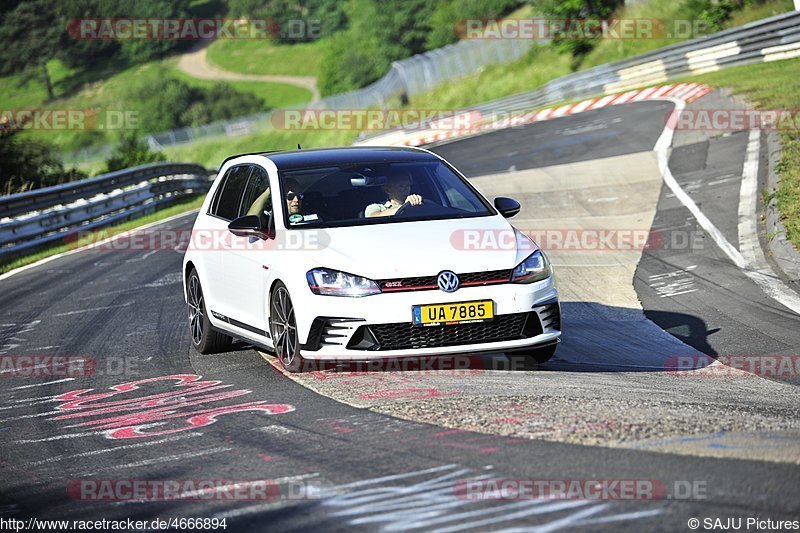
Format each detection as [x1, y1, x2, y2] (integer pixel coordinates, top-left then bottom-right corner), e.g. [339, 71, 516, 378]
[227, 0, 348, 41]
[126, 72, 266, 133]
[104, 133, 166, 173]
[426, 0, 522, 50]
[0, 130, 86, 194]
[683, 0, 739, 32]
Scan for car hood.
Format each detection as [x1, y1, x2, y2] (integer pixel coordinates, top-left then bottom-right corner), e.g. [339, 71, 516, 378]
[303, 215, 537, 279]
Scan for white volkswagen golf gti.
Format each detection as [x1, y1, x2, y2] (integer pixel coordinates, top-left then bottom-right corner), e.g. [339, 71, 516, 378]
[183, 147, 561, 372]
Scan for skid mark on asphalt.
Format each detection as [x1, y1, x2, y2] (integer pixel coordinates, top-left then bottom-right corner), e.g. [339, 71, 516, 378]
[216, 464, 661, 531]
[0, 320, 40, 355]
[321, 465, 661, 532]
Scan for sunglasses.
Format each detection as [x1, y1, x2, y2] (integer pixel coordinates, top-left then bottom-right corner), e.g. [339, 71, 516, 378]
[286, 192, 304, 201]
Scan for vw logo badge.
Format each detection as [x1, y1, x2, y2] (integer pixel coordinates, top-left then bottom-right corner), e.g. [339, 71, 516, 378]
[437, 271, 460, 293]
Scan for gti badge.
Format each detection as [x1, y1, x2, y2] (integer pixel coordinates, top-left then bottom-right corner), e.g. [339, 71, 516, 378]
[437, 271, 459, 293]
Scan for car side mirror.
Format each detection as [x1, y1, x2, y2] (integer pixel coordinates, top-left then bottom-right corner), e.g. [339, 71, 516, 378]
[494, 197, 520, 218]
[228, 214, 271, 240]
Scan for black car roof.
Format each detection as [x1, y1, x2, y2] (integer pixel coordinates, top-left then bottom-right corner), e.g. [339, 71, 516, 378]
[222, 146, 439, 171]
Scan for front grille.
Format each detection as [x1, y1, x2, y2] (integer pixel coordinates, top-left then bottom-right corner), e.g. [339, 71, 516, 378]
[347, 312, 542, 351]
[377, 269, 512, 292]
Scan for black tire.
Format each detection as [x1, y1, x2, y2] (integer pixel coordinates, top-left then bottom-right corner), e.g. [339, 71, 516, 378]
[270, 281, 307, 373]
[187, 269, 232, 354]
[505, 343, 558, 369]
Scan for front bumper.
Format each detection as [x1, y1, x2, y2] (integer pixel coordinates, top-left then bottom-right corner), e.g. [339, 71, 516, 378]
[294, 275, 560, 360]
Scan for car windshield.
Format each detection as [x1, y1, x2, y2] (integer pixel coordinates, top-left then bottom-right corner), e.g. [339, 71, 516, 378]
[278, 160, 495, 228]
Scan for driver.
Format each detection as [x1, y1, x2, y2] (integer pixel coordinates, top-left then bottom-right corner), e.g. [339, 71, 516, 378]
[365, 173, 422, 217]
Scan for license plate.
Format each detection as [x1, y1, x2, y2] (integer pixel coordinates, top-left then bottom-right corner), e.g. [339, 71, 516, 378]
[412, 300, 494, 326]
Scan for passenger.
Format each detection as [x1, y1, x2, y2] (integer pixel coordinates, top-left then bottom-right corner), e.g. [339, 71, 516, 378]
[365, 173, 422, 217]
[284, 178, 304, 215]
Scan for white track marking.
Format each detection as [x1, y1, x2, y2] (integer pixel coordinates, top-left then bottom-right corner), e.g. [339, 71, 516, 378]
[27, 433, 202, 466]
[654, 98, 800, 314]
[53, 303, 133, 317]
[10, 378, 75, 390]
[738, 130, 800, 313]
[252, 424, 294, 435]
[15, 432, 99, 443]
[82, 446, 233, 475]
[0, 209, 199, 282]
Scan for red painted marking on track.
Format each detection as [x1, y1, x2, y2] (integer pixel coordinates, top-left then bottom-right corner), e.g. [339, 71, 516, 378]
[48, 374, 295, 439]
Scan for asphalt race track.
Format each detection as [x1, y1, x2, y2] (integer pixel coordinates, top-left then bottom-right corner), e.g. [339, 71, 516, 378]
[1, 94, 798, 531]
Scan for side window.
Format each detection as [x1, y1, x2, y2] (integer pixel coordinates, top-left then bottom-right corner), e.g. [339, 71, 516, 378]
[208, 168, 233, 216]
[239, 166, 271, 220]
[214, 165, 252, 220]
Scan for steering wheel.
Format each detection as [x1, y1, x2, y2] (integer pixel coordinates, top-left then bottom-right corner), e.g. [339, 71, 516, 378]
[394, 198, 436, 216]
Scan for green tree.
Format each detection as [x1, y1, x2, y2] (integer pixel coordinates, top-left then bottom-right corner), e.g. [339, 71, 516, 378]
[116, 0, 192, 62]
[0, 0, 63, 100]
[426, 0, 522, 50]
[537, 0, 625, 59]
[0, 129, 86, 194]
[104, 134, 166, 173]
[228, 0, 348, 41]
[318, 0, 435, 96]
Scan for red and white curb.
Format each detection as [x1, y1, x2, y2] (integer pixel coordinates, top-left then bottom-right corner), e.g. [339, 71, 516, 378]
[358, 83, 712, 148]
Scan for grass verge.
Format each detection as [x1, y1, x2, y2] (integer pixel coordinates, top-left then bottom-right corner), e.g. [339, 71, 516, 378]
[0, 195, 204, 275]
[205, 39, 325, 77]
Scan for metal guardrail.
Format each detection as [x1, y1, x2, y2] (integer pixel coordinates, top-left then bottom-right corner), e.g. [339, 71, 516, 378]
[357, 10, 800, 145]
[0, 163, 212, 261]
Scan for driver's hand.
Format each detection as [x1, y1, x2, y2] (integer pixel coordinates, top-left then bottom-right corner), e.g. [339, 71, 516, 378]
[405, 194, 423, 206]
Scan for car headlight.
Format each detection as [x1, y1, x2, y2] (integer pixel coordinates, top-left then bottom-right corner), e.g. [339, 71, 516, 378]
[511, 250, 552, 283]
[306, 268, 381, 297]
